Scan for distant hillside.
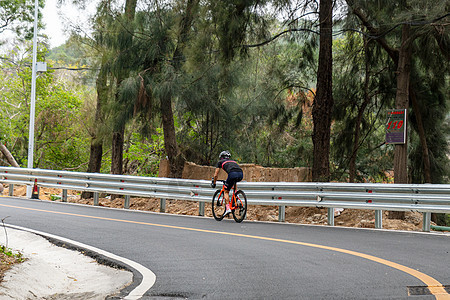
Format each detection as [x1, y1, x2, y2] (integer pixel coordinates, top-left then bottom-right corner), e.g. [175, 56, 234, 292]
[46, 36, 93, 67]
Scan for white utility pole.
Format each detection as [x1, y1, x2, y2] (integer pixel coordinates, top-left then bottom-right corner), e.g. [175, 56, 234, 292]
[26, 0, 39, 198]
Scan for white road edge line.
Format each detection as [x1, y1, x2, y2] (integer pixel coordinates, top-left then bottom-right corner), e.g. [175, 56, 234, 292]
[4, 224, 156, 300]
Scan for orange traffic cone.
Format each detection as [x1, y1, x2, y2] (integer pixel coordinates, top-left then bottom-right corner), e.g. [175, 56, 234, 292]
[31, 179, 39, 199]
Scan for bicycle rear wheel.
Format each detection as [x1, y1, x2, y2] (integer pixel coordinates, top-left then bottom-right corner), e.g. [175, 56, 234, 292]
[212, 189, 226, 221]
[232, 190, 247, 223]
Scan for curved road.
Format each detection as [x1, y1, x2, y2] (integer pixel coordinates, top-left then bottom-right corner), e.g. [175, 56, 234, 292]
[0, 196, 449, 299]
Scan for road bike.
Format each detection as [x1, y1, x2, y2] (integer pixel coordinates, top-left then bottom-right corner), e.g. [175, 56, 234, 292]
[212, 180, 247, 223]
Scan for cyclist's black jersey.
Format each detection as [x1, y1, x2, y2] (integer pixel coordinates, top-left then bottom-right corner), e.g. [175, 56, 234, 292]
[216, 159, 242, 174]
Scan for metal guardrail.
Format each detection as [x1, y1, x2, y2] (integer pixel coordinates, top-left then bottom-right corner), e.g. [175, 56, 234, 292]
[1, 167, 449, 232]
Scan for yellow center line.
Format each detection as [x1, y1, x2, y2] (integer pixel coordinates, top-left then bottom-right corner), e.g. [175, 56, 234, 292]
[1, 203, 449, 299]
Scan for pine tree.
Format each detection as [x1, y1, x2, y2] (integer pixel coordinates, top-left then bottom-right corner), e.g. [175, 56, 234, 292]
[346, 0, 450, 219]
[312, 0, 333, 182]
[111, 0, 137, 179]
[108, 0, 199, 178]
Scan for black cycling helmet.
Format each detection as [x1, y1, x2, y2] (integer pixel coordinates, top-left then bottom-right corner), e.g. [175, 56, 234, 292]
[219, 150, 231, 159]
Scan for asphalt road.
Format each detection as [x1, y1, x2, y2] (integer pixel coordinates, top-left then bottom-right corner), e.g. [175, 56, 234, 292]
[0, 196, 449, 299]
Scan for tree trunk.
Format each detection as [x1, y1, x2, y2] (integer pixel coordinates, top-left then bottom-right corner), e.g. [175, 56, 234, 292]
[124, 0, 137, 20]
[110, 128, 124, 200]
[312, 0, 333, 182]
[111, 130, 124, 175]
[88, 142, 103, 174]
[0, 144, 20, 167]
[161, 94, 183, 178]
[81, 142, 103, 199]
[390, 24, 412, 220]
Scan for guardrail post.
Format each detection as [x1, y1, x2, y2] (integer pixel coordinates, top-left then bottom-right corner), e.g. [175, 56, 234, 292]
[375, 210, 383, 229]
[422, 212, 431, 232]
[94, 192, 99, 206]
[327, 208, 334, 226]
[199, 202, 205, 216]
[62, 189, 68, 202]
[160, 198, 166, 213]
[278, 205, 285, 222]
[124, 195, 130, 209]
[9, 184, 14, 196]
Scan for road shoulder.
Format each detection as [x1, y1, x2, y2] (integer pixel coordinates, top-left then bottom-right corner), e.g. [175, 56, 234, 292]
[0, 226, 132, 300]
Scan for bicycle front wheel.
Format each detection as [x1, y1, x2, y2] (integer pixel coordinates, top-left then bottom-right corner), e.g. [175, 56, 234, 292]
[212, 189, 225, 221]
[232, 190, 247, 223]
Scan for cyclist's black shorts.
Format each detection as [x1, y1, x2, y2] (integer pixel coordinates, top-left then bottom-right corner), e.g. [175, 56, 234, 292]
[224, 171, 243, 191]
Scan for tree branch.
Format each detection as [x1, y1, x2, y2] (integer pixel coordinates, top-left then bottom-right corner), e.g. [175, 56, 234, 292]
[432, 25, 450, 61]
[347, 2, 399, 63]
[0, 144, 20, 167]
[243, 28, 319, 48]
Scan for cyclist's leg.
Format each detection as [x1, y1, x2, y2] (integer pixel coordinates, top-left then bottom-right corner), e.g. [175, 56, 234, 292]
[223, 189, 230, 206]
[225, 172, 242, 205]
[235, 171, 243, 186]
[223, 175, 234, 205]
[230, 172, 243, 193]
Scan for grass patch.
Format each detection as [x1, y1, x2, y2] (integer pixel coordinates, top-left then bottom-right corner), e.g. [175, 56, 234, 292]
[0, 245, 25, 263]
[0, 244, 26, 282]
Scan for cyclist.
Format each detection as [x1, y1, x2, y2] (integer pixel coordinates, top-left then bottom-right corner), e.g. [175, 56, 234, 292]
[211, 150, 244, 216]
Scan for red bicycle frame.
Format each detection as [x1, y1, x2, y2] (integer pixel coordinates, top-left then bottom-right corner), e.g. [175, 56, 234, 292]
[218, 183, 239, 209]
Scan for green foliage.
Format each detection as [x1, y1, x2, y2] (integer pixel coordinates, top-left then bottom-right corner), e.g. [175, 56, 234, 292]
[332, 32, 396, 182]
[0, 41, 93, 170]
[123, 131, 165, 176]
[47, 36, 90, 65]
[50, 194, 61, 201]
[230, 39, 316, 167]
[177, 12, 317, 167]
[0, 0, 44, 39]
[408, 38, 450, 184]
[46, 35, 97, 87]
[0, 244, 25, 262]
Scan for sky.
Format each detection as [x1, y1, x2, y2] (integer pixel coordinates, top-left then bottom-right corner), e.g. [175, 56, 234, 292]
[42, 0, 66, 47]
[42, 0, 97, 48]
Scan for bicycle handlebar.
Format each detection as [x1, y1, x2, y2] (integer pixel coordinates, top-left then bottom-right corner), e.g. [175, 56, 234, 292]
[211, 178, 237, 189]
[211, 177, 225, 184]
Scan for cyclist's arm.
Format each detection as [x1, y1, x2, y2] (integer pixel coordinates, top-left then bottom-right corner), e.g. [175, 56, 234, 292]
[213, 168, 220, 185]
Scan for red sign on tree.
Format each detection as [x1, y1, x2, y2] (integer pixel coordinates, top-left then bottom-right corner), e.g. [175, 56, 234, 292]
[386, 109, 406, 144]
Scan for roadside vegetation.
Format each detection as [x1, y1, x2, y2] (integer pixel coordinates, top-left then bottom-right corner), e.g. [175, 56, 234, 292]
[0, 244, 26, 283]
